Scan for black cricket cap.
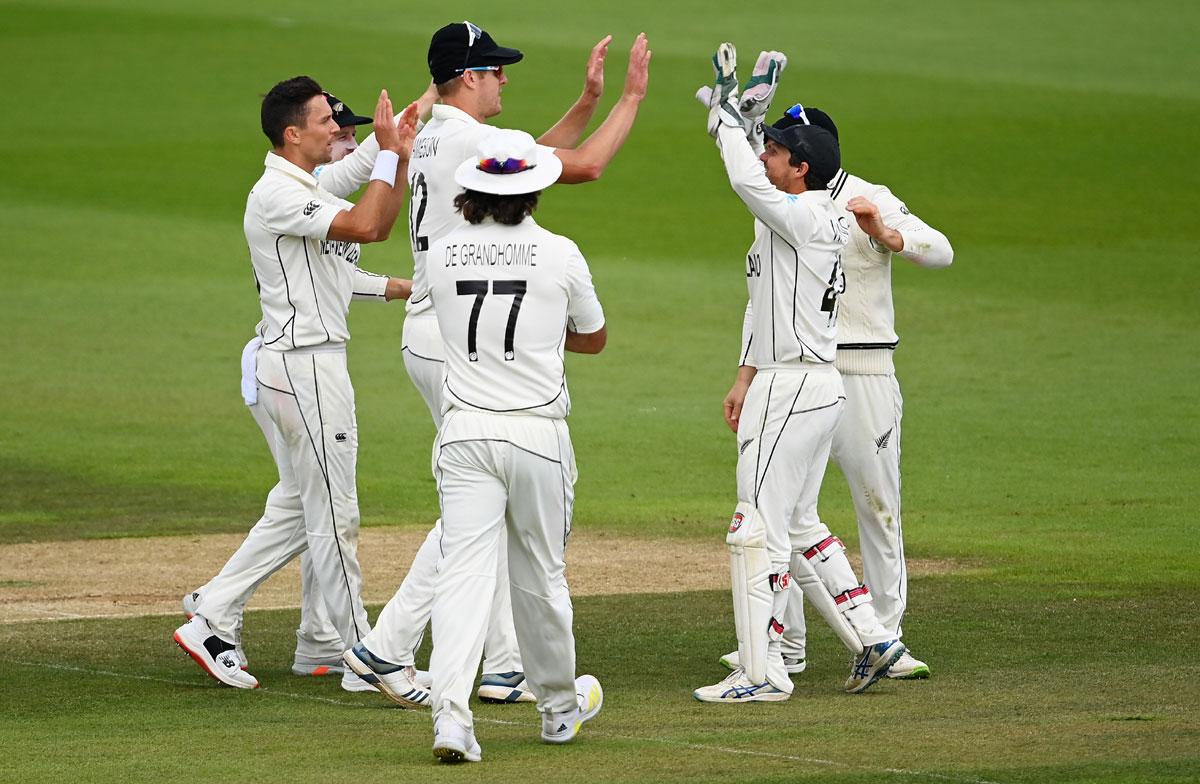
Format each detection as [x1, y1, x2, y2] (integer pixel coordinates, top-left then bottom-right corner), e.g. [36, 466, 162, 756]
[762, 123, 841, 184]
[325, 93, 372, 128]
[428, 20, 524, 85]
[772, 103, 838, 141]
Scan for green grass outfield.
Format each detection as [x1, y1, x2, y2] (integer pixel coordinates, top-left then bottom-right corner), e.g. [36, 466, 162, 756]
[1, 1, 1198, 782]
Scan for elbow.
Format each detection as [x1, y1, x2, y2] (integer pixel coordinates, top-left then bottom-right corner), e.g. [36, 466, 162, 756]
[560, 162, 604, 184]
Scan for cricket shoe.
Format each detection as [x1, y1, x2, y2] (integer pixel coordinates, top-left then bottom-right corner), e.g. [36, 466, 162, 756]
[718, 649, 806, 675]
[693, 667, 789, 703]
[173, 615, 259, 689]
[541, 674, 604, 744]
[886, 651, 930, 680]
[477, 671, 537, 704]
[845, 639, 906, 694]
[181, 590, 247, 668]
[342, 643, 430, 708]
[340, 671, 378, 693]
[433, 714, 482, 763]
[291, 654, 346, 677]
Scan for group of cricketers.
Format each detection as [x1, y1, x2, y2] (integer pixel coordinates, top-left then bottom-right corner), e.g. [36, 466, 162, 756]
[171, 21, 953, 765]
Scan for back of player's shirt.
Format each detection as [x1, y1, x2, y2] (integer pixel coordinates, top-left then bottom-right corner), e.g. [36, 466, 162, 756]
[406, 104, 492, 318]
[424, 218, 604, 419]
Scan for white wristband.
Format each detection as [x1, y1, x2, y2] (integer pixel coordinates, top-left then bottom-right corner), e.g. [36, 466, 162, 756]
[370, 150, 400, 187]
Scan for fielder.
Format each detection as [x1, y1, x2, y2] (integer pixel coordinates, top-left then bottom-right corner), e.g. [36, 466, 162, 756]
[173, 77, 419, 690]
[420, 128, 606, 763]
[180, 94, 383, 679]
[719, 103, 954, 680]
[343, 20, 651, 708]
[692, 44, 904, 703]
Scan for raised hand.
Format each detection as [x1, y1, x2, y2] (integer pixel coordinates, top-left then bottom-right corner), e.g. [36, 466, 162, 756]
[739, 51, 787, 122]
[584, 35, 612, 99]
[623, 33, 652, 101]
[394, 101, 419, 161]
[846, 196, 887, 238]
[373, 90, 401, 153]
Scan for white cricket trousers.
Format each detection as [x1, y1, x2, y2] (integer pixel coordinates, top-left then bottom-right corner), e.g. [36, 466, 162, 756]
[429, 411, 578, 732]
[735, 366, 892, 687]
[201, 345, 370, 649]
[192, 338, 341, 660]
[831, 373, 905, 635]
[360, 316, 521, 674]
[778, 372, 907, 654]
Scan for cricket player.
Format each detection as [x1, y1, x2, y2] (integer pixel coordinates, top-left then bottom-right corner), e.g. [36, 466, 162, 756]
[179, 94, 396, 680]
[343, 21, 651, 708]
[691, 45, 904, 702]
[720, 102, 953, 680]
[418, 128, 605, 763]
[173, 77, 419, 690]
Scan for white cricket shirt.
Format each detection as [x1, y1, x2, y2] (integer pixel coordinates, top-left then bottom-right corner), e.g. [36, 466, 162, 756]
[420, 216, 604, 420]
[244, 153, 387, 351]
[826, 169, 953, 374]
[717, 126, 850, 370]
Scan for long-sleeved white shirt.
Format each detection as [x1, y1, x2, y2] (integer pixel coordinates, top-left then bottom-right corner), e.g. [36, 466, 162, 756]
[826, 168, 953, 374]
[718, 126, 849, 369]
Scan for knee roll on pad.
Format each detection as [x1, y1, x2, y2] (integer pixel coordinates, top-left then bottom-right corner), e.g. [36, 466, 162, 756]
[727, 503, 788, 682]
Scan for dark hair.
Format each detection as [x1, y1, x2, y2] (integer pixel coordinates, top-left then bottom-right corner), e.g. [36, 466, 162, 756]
[789, 150, 831, 190]
[261, 76, 324, 147]
[454, 189, 539, 225]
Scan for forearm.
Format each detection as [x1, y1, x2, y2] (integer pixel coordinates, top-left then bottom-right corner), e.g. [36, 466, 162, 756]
[328, 157, 407, 243]
[556, 94, 642, 184]
[538, 92, 601, 149]
[895, 225, 954, 268]
[566, 326, 607, 354]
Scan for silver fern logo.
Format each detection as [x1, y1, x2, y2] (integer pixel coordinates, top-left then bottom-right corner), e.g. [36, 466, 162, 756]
[874, 428, 893, 454]
[739, 438, 754, 455]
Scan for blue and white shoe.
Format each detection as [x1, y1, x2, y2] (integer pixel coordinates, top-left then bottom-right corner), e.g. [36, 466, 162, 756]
[845, 639, 906, 694]
[341, 643, 430, 709]
[477, 670, 537, 703]
[693, 668, 790, 703]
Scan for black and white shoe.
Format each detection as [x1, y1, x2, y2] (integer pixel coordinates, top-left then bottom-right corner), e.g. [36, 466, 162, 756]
[173, 616, 259, 689]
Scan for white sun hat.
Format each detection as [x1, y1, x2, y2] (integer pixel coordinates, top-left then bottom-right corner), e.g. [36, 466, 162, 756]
[454, 128, 563, 195]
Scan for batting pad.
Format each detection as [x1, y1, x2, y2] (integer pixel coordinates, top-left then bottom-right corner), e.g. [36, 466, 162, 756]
[791, 554, 862, 654]
[727, 503, 774, 683]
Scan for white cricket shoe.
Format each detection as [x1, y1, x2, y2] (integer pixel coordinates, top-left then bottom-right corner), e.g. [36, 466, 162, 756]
[181, 589, 247, 668]
[173, 615, 259, 689]
[886, 651, 931, 680]
[718, 649, 806, 675]
[477, 670, 537, 703]
[693, 667, 789, 703]
[433, 714, 482, 763]
[541, 674, 604, 744]
[845, 639, 906, 694]
[341, 643, 430, 708]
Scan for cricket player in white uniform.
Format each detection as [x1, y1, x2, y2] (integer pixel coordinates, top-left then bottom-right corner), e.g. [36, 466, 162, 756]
[720, 102, 953, 680]
[343, 21, 651, 708]
[691, 45, 905, 702]
[180, 94, 408, 679]
[173, 77, 419, 690]
[412, 128, 605, 763]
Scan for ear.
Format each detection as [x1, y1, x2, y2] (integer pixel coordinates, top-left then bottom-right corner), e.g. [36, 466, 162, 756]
[794, 160, 810, 180]
[283, 125, 302, 146]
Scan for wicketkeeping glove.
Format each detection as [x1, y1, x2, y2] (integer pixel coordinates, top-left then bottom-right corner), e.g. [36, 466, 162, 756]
[739, 51, 787, 123]
[697, 42, 748, 138]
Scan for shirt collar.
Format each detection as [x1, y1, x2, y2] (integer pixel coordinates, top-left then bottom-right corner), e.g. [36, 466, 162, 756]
[263, 151, 319, 187]
[432, 103, 481, 125]
[825, 168, 846, 189]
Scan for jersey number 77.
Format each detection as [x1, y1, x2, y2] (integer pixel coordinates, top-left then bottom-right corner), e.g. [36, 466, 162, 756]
[456, 279, 527, 361]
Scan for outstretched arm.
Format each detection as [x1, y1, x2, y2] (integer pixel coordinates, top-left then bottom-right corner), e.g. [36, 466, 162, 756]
[553, 33, 651, 184]
[538, 35, 611, 149]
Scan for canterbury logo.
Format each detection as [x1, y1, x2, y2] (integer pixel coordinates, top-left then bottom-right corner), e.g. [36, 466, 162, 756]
[335, 433, 348, 442]
[874, 428, 893, 454]
[303, 201, 321, 217]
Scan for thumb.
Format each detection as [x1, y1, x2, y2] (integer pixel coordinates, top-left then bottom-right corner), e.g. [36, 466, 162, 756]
[695, 85, 713, 107]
